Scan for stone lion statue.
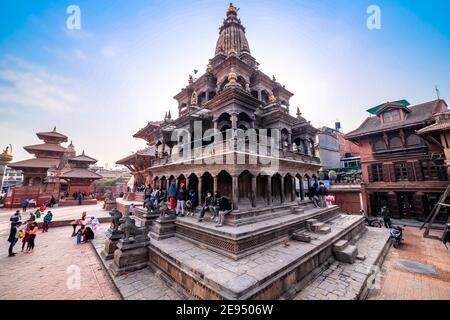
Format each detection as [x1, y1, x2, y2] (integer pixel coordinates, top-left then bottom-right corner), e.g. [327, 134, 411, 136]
[109, 208, 123, 231]
[119, 215, 146, 241]
[157, 201, 174, 218]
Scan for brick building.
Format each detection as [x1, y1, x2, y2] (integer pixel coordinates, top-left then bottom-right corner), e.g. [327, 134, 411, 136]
[345, 99, 449, 222]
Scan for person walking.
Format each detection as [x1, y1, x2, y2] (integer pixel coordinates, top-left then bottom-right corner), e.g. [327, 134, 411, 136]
[26, 221, 38, 253]
[77, 192, 83, 205]
[308, 183, 320, 208]
[168, 181, 177, 209]
[316, 182, 328, 208]
[21, 198, 29, 213]
[175, 183, 188, 217]
[381, 205, 392, 228]
[42, 211, 53, 232]
[10, 210, 21, 225]
[7, 221, 22, 257]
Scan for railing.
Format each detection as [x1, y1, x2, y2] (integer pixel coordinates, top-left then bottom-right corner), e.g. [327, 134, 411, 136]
[151, 137, 321, 167]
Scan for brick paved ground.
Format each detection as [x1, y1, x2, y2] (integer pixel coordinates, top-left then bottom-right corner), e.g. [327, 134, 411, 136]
[368, 227, 450, 300]
[294, 227, 391, 300]
[0, 226, 120, 300]
[91, 230, 184, 300]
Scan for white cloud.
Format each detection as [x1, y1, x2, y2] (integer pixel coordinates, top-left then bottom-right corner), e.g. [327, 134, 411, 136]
[101, 45, 119, 58]
[0, 56, 77, 112]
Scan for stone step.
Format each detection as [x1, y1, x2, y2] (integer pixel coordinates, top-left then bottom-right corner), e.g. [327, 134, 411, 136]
[333, 240, 349, 252]
[317, 226, 331, 234]
[305, 219, 318, 231]
[334, 244, 358, 264]
[292, 232, 312, 243]
[311, 222, 324, 232]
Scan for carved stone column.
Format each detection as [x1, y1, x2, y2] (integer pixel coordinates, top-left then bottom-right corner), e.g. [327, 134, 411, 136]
[251, 175, 257, 207]
[280, 176, 285, 204]
[266, 175, 272, 206]
[291, 176, 296, 201]
[213, 174, 218, 195]
[198, 176, 203, 205]
[232, 174, 239, 210]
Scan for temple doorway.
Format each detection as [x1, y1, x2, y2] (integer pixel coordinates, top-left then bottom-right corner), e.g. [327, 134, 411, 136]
[217, 170, 232, 198]
[238, 170, 252, 207]
[201, 172, 213, 200]
[271, 174, 282, 204]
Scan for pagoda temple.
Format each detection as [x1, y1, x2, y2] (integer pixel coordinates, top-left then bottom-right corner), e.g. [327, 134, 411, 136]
[5, 127, 101, 208]
[105, 4, 390, 301]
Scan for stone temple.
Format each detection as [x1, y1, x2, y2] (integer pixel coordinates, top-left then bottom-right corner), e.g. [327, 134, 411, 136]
[109, 3, 390, 300]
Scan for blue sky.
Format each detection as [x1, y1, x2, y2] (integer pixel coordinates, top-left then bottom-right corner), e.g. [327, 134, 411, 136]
[1, 0, 449, 166]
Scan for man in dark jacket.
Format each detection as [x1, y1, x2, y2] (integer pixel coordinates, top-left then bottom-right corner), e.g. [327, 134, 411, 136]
[308, 183, 320, 208]
[8, 221, 22, 257]
[316, 182, 328, 208]
[198, 192, 215, 222]
[381, 206, 392, 228]
[175, 183, 188, 217]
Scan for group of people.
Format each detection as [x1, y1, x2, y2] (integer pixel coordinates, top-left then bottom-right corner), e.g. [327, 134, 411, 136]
[307, 182, 329, 208]
[7, 208, 53, 257]
[142, 182, 232, 227]
[70, 211, 99, 244]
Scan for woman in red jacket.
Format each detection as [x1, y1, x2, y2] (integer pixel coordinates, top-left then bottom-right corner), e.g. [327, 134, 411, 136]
[26, 222, 38, 253]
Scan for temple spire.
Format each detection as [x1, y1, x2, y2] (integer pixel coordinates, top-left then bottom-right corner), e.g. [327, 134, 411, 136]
[226, 3, 239, 16]
[52, 126, 57, 132]
[296, 107, 302, 118]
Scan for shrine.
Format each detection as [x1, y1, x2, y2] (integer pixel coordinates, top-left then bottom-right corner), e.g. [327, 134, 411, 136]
[5, 127, 101, 207]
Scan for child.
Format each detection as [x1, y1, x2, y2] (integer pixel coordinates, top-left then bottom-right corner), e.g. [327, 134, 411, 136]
[90, 216, 100, 231]
[42, 211, 53, 232]
[26, 222, 38, 253]
[21, 222, 32, 251]
[76, 226, 84, 244]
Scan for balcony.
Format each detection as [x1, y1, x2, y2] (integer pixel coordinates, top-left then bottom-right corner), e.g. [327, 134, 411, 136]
[150, 137, 321, 168]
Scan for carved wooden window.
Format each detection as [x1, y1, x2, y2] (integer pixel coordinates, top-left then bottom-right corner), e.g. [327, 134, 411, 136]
[373, 139, 387, 151]
[394, 162, 408, 181]
[389, 136, 403, 149]
[383, 110, 400, 123]
[406, 134, 422, 147]
[371, 164, 384, 182]
[421, 159, 448, 181]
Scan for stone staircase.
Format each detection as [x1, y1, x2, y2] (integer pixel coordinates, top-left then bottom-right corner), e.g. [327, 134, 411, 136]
[333, 239, 358, 264]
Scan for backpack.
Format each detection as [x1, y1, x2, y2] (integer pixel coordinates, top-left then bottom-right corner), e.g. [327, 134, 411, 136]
[35, 210, 41, 219]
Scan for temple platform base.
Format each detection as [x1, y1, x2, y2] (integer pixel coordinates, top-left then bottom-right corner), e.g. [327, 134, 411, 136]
[148, 213, 370, 300]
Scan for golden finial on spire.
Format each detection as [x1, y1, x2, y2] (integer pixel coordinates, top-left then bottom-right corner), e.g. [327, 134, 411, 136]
[296, 107, 302, 118]
[272, 75, 277, 82]
[228, 68, 237, 82]
[226, 3, 239, 16]
[168, 110, 172, 119]
[0, 144, 13, 162]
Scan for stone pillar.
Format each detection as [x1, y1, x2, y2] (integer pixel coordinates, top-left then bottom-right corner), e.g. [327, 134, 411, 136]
[232, 174, 239, 211]
[185, 175, 190, 190]
[231, 113, 238, 130]
[258, 90, 262, 101]
[299, 177, 305, 201]
[266, 175, 272, 206]
[206, 91, 210, 102]
[213, 174, 218, 195]
[251, 175, 257, 207]
[198, 177, 203, 205]
[291, 176, 296, 201]
[280, 176, 285, 204]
